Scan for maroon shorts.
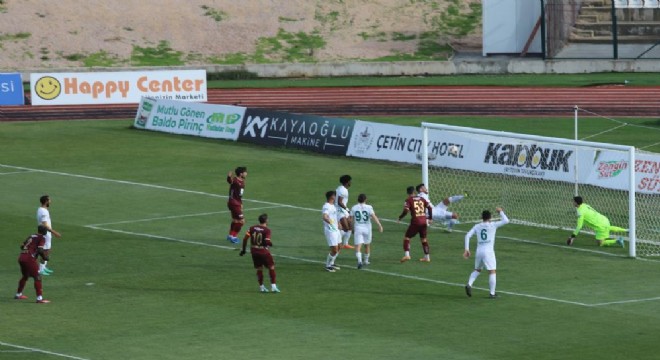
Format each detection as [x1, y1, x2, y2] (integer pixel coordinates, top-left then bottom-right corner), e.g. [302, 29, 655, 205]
[251, 249, 274, 268]
[405, 223, 428, 239]
[18, 256, 39, 278]
[227, 201, 244, 220]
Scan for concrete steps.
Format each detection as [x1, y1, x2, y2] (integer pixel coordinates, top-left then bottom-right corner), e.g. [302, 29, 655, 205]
[570, 1, 660, 44]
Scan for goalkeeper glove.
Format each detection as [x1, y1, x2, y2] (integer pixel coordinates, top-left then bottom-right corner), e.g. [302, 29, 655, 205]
[567, 234, 576, 246]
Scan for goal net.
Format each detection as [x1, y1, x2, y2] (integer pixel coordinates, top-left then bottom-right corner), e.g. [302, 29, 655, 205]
[421, 123, 660, 258]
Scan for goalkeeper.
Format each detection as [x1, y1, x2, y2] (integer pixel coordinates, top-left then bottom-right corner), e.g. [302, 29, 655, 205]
[567, 196, 627, 248]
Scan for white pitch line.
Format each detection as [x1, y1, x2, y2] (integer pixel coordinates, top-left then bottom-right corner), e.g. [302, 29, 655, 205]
[0, 170, 34, 175]
[591, 296, 660, 307]
[88, 206, 283, 227]
[85, 226, 238, 251]
[0, 341, 90, 360]
[86, 224, 592, 307]
[0, 164, 318, 212]
[4, 163, 659, 305]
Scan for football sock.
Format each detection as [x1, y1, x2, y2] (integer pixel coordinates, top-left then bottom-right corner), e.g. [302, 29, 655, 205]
[342, 231, 351, 245]
[610, 226, 627, 233]
[449, 195, 464, 203]
[489, 273, 497, 295]
[468, 271, 480, 286]
[422, 241, 430, 255]
[269, 269, 276, 284]
[326, 253, 334, 267]
[39, 262, 46, 272]
[364, 253, 370, 263]
[356, 251, 362, 263]
[229, 222, 242, 237]
[37, 295, 43, 301]
[600, 239, 618, 247]
[403, 239, 411, 252]
[35, 279, 43, 297]
[331, 253, 338, 265]
[17, 277, 27, 294]
[404, 250, 410, 257]
[256, 270, 264, 285]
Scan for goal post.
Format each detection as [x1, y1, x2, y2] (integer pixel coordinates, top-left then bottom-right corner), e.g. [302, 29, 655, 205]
[421, 122, 645, 258]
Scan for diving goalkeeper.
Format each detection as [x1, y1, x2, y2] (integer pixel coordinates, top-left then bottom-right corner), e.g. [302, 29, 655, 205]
[567, 196, 627, 248]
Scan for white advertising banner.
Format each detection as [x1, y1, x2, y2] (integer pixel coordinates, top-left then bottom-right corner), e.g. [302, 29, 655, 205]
[134, 97, 245, 140]
[347, 120, 579, 183]
[348, 120, 660, 194]
[30, 70, 207, 105]
[429, 130, 579, 183]
[584, 151, 660, 194]
[635, 154, 660, 194]
[347, 120, 464, 164]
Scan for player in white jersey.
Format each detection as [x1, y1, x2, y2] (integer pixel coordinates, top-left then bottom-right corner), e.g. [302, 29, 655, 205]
[335, 175, 354, 249]
[36, 195, 62, 275]
[463, 207, 508, 298]
[416, 184, 466, 232]
[350, 194, 384, 269]
[322, 190, 341, 272]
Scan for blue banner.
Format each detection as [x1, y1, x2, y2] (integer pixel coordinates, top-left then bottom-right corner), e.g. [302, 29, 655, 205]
[0, 73, 24, 105]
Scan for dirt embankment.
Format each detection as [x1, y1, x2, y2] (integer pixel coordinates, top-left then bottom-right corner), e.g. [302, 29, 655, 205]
[0, 0, 482, 70]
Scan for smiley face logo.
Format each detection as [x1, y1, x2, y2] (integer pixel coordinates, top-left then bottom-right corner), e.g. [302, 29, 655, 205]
[34, 76, 61, 100]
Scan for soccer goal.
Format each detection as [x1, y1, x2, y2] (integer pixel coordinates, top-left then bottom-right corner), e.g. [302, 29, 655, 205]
[421, 123, 660, 258]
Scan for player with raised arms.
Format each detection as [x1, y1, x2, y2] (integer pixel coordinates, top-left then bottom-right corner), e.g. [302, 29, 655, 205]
[398, 186, 433, 263]
[239, 213, 280, 293]
[567, 196, 626, 248]
[15, 225, 51, 303]
[336, 175, 354, 249]
[322, 190, 342, 272]
[416, 184, 466, 232]
[226, 166, 247, 244]
[350, 193, 383, 269]
[463, 207, 509, 299]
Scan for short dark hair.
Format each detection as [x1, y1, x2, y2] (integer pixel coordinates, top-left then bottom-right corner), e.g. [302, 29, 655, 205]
[37, 225, 48, 235]
[406, 186, 415, 195]
[482, 210, 492, 221]
[235, 166, 247, 176]
[40, 195, 49, 205]
[416, 183, 425, 192]
[258, 213, 268, 224]
[339, 175, 352, 185]
[326, 190, 336, 201]
[573, 196, 583, 205]
[357, 193, 367, 203]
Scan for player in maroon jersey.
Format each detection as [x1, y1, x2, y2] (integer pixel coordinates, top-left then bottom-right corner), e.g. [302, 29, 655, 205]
[398, 186, 433, 263]
[240, 214, 279, 293]
[226, 166, 247, 244]
[15, 225, 50, 303]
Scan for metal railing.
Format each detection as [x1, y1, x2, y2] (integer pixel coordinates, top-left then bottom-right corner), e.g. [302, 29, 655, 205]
[541, 0, 660, 59]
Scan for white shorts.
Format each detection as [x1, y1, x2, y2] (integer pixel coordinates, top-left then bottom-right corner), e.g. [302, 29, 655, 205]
[475, 249, 496, 271]
[432, 204, 453, 220]
[325, 229, 341, 247]
[353, 227, 372, 245]
[43, 233, 52, 250]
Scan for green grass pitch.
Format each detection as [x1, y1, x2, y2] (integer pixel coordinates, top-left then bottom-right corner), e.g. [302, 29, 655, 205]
[1, 116, 660, 360]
